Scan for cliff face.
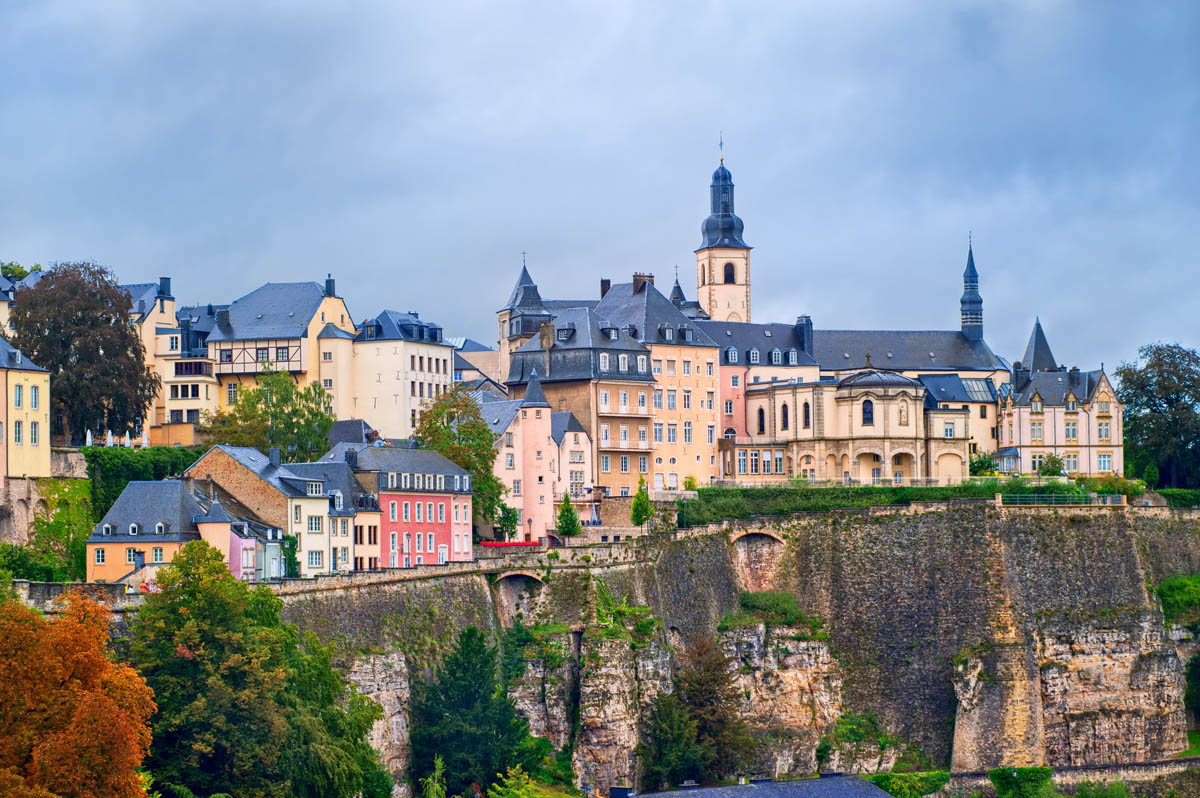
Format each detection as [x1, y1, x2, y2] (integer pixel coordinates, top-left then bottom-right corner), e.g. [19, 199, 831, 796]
[276, 505, 1200, 793]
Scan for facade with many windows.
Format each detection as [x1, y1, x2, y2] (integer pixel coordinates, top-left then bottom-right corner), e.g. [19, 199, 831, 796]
[1, 339, 51, 479]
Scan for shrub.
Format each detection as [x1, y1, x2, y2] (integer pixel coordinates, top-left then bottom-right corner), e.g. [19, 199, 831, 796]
[987, 766, 1055, 798]
[1076, 780, 1129, 798]
[868, 771, 950, 798]
[1159, 489, 1200, 508]
[1076, 475, 1144, 499]
[1156, 575, 1200, 625]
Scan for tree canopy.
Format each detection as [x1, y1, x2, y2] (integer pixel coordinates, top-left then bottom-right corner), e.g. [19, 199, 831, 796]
[8, 261, 160, 442]
[131, 542, 389, 798]
[414, 386, 506, 522]
[409, 627, 540, 797]
[556, 493, 581, 538]
[0, 261, 41, 282]
[631, 476, 653, 526]
[196, 367, 334, 461]
[676, 634, 755, 783]
[0, 589, 155, 798]
[1115, 342, 1200, 488]
[638, 692, 703, 791]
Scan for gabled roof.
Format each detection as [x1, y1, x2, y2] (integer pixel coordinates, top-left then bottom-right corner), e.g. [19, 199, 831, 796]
[318, 322, 356, 340]
[476, 398, 523, 437]
[698, 320, 818, 366]
[205, 282, 330, 342]
[89, 480, 206, 543]
[356, 309, 448, 344]
[122, 283, 161, 317]
[918, 373, 998, 408]
[593, 280, 718, 348]
[0, 338, 47, 372]
[319, 442, 472, 483]
[198, 497, 234, 524]
[284, 461, 363, 516]
[1020, 318, 1058, 372]
[813, 330, 1006, 372]
[199, 445, 317, 497]
[329, 419, 377, 446]
[507, 307, 652, 385]
[550, 412, 587, 446]
[1009, 368, 1107, 407]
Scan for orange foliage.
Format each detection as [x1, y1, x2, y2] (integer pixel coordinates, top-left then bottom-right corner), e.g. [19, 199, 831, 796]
[0, 589, 155, 798]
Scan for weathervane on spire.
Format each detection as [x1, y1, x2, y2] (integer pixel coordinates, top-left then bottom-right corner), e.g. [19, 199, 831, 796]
[521, 250, 527, 268]
[719, 131, 724, 163]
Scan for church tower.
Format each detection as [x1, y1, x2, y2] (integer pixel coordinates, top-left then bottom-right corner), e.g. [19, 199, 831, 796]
[696, 159, 752, 322]
[960, 239, 983, 341]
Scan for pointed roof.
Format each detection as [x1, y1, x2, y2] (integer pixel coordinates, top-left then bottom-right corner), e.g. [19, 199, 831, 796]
[503, 266, 548, 313]
[521, 369, 551, 408]
[669, 277, 686, 303]
[1021, 318, 1057, 372]
[964, 242, 978, 279]
[200, 497, 234, 524]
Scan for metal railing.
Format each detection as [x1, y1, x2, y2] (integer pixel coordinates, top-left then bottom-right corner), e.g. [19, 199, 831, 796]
[1000, 493, 1125, 506]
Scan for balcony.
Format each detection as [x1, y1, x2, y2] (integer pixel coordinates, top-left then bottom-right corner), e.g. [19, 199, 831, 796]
[598, 438, 653, 452]
[598, 404, 651, 417]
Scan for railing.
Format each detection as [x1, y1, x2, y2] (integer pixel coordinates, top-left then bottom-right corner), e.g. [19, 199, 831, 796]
[1000, 493, 1125, 506]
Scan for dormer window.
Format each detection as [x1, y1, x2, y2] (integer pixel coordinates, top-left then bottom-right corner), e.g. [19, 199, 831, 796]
[129, 523, 139, 535]
[155, 523, 165, 535]
[683, 327, 693, 342]
[618, 354, 628, 372]
[664, 328, 674, 342]
[788, 349, 798, 365]
[557, 329, 571, 341]
[608, 329, 618, 341]
[102, 524, 112, 536]
[599, 353, 609, 371]
[770, 349, 781, 365]
[334, 492, 343, 510]
[463, 476, 470, 491]
[727, 347, 738, 364]
[307, 482, 323, 496]
[637, 355, 647, 373]
[749, 349, 760, 365]
[1031, 397, 1043, 413]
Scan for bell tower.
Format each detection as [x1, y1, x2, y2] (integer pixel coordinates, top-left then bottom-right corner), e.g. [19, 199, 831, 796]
[695, 158, 752, 322]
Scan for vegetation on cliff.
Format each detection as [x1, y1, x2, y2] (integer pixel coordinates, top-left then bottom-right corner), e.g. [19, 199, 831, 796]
[637, 692, 703, 791]
[594, 579, 659, 648]
[866, 771, 949, 798]
[0, 479, 93, 583]
[131, 542, 389, 798]
[82, 445, 203, 520]
[717, 590, 827, 640]
[0, 588, 155, 798]
[677, 634, 756, 784]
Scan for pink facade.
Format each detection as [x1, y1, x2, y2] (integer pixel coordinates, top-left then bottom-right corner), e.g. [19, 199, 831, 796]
[997, 400, 1123, 476]
[495, 404, 556, 543]
[380, 490, 473, 568]
[718, 364, 749, 439]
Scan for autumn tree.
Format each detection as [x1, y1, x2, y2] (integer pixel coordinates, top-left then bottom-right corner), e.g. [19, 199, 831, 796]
[414, 385, 506, 522]
[196, 367, 335, 461]
[8, 261, 160, 442]
[0, 589, 155, 797]
[676, 634, 755, 783]
[1115, 343, 1200, 488]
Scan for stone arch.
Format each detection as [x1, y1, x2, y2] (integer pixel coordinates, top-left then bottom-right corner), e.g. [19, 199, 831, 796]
[34, 499, 50, 519]
[494, 571, 545, 627]
[724, 262, 736, 283]
[732, 531, 786, 592]
[936, 452, 964, 485]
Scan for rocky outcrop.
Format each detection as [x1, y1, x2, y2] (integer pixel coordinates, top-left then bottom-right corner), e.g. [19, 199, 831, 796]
[346, 652, 412, 798]
[511, 631, 580, 750]
[721, 624, 842, 777]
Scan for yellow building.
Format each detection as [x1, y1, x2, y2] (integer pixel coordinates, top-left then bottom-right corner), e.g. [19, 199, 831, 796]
[1, 340, 51, 479]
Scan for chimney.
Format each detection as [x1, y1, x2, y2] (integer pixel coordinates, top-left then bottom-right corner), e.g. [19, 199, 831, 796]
[158, 276, 172, 298]
[269, 447, 281, 468]
[795, 315, 814, 356]
[206, 303, 214, 316]
[138, 299, 146, 314]
[632, 273, 654, 293]
[325, 274, 336, 297]
[539, 321, 555, 351]
[216, 308, 230, 328]
[345, 448, 358, 469]
[600, 278, 611, 298]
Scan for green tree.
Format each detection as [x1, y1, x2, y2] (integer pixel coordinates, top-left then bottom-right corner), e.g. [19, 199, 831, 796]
[969, 451, 996, 476]
[1115, 343, 1200, 488]
[196, 367, 334, 461]
[631, 476, 653, 527]
[556, 494, 582, 538]
[676, 634, 755, 783]
[1143, 462, 1160, 489]
[987, 766, 1056, 798]
[420, 755, 448, 798]
[409, 627, 540, 797]
[496, 504, 519, 541]
[1038, 453, 1064, 477]
[415, 386, 507, 523]
[8, 261, 160, 443]
[638, 692, 703, 791]
[1, 261, 41, 281]
[487, 766, 534, 798]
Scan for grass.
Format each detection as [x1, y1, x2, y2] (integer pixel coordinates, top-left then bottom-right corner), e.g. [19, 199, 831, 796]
[1175, 730, 1200, 758]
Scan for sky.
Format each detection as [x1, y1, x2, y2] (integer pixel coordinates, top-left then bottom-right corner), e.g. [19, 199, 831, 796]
[2, 1, 1197, 371]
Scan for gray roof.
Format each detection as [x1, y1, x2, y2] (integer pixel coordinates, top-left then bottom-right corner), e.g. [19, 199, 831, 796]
[318, 322, 356, 340]
[477, 398, 523, 437]
[502, 266, 550, 313]
[205, 282, 329, 342]
[320, 442, 472, 486]
[698, 320, 818, 367]
[356, 309, 448, 344]
[1020, 318, 1058, 372]
[89, 480, 206, 543]
[508, 307, 652, 385]
[446, 336, 494, 352]
[1010, 368, 1106, 407]
[122, 283, 161, 318]
[918, 373, 998, 407]
[329, 418, 377, 446]
[838, 370, 923, 389]
[284, 461, 364, 516]
[201, 445, 318, 497]
[0, 338, 47, 372]
[522, 370, 550, 407]
[460, 376, 507, 396]
[813, 330, 1006, 372]
[550, 411, 586, 446]
[593, 280, 718, 348]
[641, 776, 889, 798]
[176, 304, 229, 336]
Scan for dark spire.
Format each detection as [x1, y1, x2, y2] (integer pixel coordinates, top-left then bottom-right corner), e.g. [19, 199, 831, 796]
[669, 275, 686, 305]
[202, 496, 233, 524]
[698, 160, 750, 250]
[960, 238, 983, 341]
[502, 264, 547, 313]
[1021, 317, 1057, 373]
[521, 368, 551, 408]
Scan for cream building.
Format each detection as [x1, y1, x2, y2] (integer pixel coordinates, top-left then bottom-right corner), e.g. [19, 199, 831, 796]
[1, 339, 51, 479]
[352, 309, 454, 439]
[695, 159, 752, 323]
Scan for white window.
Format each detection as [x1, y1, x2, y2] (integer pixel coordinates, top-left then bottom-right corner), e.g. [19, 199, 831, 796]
[683, 421, 692, 444]
[13, 421, 21, 445]
[639, 456, 648, 473]
[600, 455, 610, 473]
[788, 350, 798, 365]
[427, 532, 434, 551]
[599, 353, 609, 371]
[707, 424, 715, 444]
[620, 455, 629, 473]
[770, 349, 781, 365]
[749, 349, 760, 364]
[30, 385, 38, 409]
[731, 375, 739, 387]
[416, 502, 423, 522]
[737, 450, 747, 474]
[152, 547, 163, 563]
[322, 351, 332, 361]
[724, 400, 734, 415]
[294, 505, 301, 523]
[308, 516, 323, 532]
[637, 356, 647, 373]
[438, 545, 448, 565]
[308, 551, 323, 568]
[618, 354, 628, 372]
[155, 522, 165, 535]
[129, 523, 139, 535]
[227, 383, 238, 405]
[102, 524, 112, 536]
[513, 479, 522, 496]
[390, 501, 398, 521]
[13, 385, 21, 408]
[1098, 454, 1113, 471]
[387, 472, 397, 489]
[505, 453, 515, 469]
[307, 482, 323, 496]
[95, 548, 105, 564]
[403, 502, 410, 521]
[683, 360, 691, 376]
[438, 503, 445, 522]
[944, 423, 954, 438]
[29, 422, 38, 446]
[127, 548, 138, 563]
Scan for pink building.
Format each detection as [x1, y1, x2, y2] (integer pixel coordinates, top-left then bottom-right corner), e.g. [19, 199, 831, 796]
[995, 320, 1123, 476]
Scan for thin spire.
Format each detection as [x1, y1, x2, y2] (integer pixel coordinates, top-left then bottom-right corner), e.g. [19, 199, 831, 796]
[521, 250, 527, 268]
[719, 130, 724, 163]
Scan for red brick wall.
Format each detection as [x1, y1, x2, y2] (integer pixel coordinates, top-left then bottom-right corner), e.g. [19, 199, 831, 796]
[184, 448, 287, 527]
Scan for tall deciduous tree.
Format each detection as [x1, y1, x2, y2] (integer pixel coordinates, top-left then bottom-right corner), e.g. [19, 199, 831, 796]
[8, 261, 160, 442]
[414, 386, 506, 522]
[676, 634, 756, 783]
[0, 589, 155, 798]
[196, 367, 334, 461]
[409, 627, 540, 797]
[1, 261, 41, 281]
[1115, 343, 1200, 488]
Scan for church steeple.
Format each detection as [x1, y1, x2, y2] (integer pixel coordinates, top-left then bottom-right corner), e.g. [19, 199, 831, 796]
[699, 161, 749, 250]
[960, 238, 983, 341]
[696, 153, 753, 323]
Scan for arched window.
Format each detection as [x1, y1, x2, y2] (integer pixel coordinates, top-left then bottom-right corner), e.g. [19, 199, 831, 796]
[155, 523, 165, 535]
[102, 524, 112, 536]
[781, 404, 790, 430]
[726, 347, 738, 364]
[803, 402, 811, 428]
[129, 523, 139, 535]
[757, 408, 766, 435]
[788, 349, 798, 365]
[723, 428, 737, 439]
[770, 348, 781, 365]
[749, 349, 760, 364]
[862, 400, 874, 426]
[724, 263, 736, 284]
[700, 269, 706, 286]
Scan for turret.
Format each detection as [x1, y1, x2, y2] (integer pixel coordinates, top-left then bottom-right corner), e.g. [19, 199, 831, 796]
[960, 241, 983, 341]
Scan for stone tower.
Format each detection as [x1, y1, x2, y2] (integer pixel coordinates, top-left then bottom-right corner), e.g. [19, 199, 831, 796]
[696, 160, 752, 322]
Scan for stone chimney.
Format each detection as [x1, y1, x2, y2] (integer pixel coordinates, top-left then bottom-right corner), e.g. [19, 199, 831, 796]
[325, 274, 336, 297]
[269, 447, 281, 468]
[539, 321, 555, 351]
[158, 276, 172, 298]
[795, 315, 814, 356]
[632, 273, 654, 293]
[600, 278, 611, 298]
[345, 448, 358, 469]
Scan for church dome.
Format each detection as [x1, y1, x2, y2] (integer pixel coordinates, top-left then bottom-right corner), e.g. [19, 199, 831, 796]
[699, 160, 749, 250]
[838, 370, 921, 389]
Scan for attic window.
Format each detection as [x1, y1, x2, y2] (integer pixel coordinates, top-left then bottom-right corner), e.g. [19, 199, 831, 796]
[664, 328, 674, 342]
[155, 523, 165, 535]
[557, 329, 570, 341]
[886, 352, 893, 359]
[764, 330, 772, 337]
[609, 329, 618, 341]
[307, 482, 323, 496]
[129, 523, 139, 535]
[843, 353, 850, 359]
[102, 524, 112, 536]
[929, 352, 936, 358]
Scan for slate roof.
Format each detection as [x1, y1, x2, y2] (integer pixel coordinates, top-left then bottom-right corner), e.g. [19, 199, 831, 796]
[329, 419, 377, 446]
[640, 776, 889, 798]
[812, 330, 1006, 372]
[544, 299, 598, 311]
[318, 322, 356, 340]
[1020, 318, 1058, 372]
[502, 266, 551, 313]
[508, 307, 652, 385]
[285, 461, 365, 517]
[550, 411, 587, 446]
[122, 282, 162, 318]
[0, 338, 48, 372]
[917, 373, 998, 407]
[460, 376, 507, 396]
[319, 442, 472, 487]
[522, 370, 550, 407]
[89, 480, 206, 543]
[199, 445, 318, 497]
[446, 337, 494, 352]
[698, 321, 818, 367]
[356, 309, 448, 344]
[205, 282, 328, 342]
[477, 399, 523, 437]
[1009, 368, 1107, 407]
[176, 304, 229, 336]
[668, 278, 711, 320]
[839, 370, 922, 389]
[593, 280, 718, 348]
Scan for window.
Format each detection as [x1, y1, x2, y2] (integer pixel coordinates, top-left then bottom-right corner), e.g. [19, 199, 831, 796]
[862, 400, 874, 426]
[724, 262, 736, 283]
[152, 547, 164, 563]
[619, 390, 629, 408]
[505, 453, 515, 469]
[620, 456, 629, 473]
[775, 451, 784, 474]
[308, 551, 323, 568]
[653, 391, 663, 409]
[322, 351, 332, 361]
[727, 347, 738, 364]
[307, 482, 323, 496]
[637, 356, 647, 373]
[427, 532, 434, 552]
[294, 505, 301, 523]
[154, 522, 164, 535]
[653, 423, 663, 443]
[707, 424, 715, 444]
[1032, 422, 1043, 441]
[1099, 399, 1111, 413]
[390, 501, 398, 521]
[29, 422, 38, 446]
[667, 425, 677, 443]
[169, 335, 179, 351]
[219, 349, 232, 363]
[227, 383, 238, 405]
[639, 456, 648, 473]
[1065, 421, 1078, 441]
[599, 353, 609, 371]
[944, 422, 955, 438]
[322, 378, 333, 389]
[724, 400, 734, 415]
[126, 548, 138, 564]
[683, 421, 692, 444]
[737, 450, 747, 474]
[600, 455, 610, 473]
[749, 349, 760, 365]
[600, 389, 609, 408]
[102, 524, 112, 536]
[682, 390, 691, 410]
[600, 424, 609, 443]
[415, 533, 423, 553]
[749, 450, 760, 474]
[652, 359, 662, 375]
[276, 346, 289, 362]
[788, 350, 798, 365]
[781, 404, 789, 430]
[731, 375, 739, 387]
[416, 502, 423, 522]
[438, 503, 445, 523]
[980, 405, 988, 419]
[803, 402, 811, 428]
[12, 421, 20, 445]
[665, 359, 677, 376]
[94, 548, 105, 564]
[756, 408, 766, 435]
[256, 347, 270, 362]
[638, 392, 647, 409]
[308, 516, 322, 532]
[667, 391, 676, 410]
[618, 354, 628, 372]
[1099, 422, 1111, 441]
[1031, 398, 1043, 412]
[513, 479, 522, 496]
[705, 360, 714, 377]
[13, 385, 21, 408]
[30, 386, 38, 409]
[770, 349, 781, 365]
[1098, 453, 1112, 471]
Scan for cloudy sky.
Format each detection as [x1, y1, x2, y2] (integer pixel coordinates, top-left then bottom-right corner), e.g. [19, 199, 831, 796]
[2, 1, 1196, 370]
